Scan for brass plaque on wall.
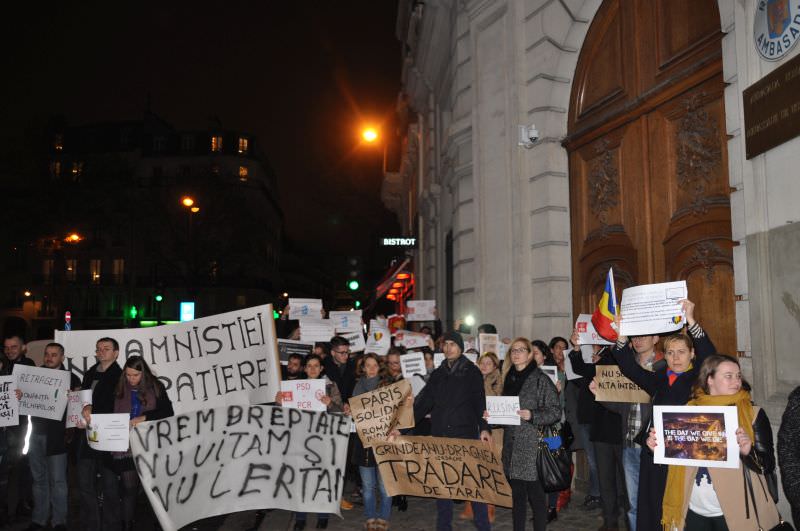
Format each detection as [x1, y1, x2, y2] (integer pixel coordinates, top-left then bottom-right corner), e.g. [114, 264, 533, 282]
[743, 53, 800, 159]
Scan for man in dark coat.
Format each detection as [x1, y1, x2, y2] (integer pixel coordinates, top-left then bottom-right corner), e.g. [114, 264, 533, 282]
[414, 331, 492, 531]
[323, 336, 357, 402]
[77, 337, 124, 531]
[26, 342, 82, 531]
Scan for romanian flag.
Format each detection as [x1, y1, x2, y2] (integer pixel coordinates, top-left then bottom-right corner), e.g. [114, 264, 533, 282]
[591, 268, 618, 341]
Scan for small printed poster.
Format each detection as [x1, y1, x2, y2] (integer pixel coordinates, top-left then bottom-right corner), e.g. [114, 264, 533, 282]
[400, 352, 426, 379]
[87, 413, 130, 452]
[280, 379, 327, 412]
[653, 405, 739, 469]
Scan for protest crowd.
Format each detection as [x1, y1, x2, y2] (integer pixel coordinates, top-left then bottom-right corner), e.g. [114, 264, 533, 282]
[0, 280, 799, 531]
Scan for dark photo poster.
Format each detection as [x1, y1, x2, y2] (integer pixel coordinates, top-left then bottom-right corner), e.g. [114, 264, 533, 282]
[653, 406, 739, 468]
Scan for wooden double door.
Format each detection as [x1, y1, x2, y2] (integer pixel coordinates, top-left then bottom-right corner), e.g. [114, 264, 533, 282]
[566, 0, 735, 356]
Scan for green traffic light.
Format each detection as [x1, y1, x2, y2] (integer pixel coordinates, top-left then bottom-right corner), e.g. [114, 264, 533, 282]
[354, 300, 361, 309]
[348, 280, 360, 291]
[129, 305, 138, 319]
[155, 294, 163, 302]
[273, 310, 280, 319]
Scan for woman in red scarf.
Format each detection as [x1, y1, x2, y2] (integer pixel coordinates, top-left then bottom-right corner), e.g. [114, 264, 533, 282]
[113, 356, 174, 531]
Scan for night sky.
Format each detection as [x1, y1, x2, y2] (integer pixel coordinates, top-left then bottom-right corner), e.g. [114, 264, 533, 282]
[2, 1, 402, 257]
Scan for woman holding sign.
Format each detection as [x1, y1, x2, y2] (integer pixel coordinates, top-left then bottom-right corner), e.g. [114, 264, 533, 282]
[351, 353, 394, 531]
[113, 356, 174, 531]
[649, 354, 781, 530]
[612, 300, 717, 531]
[282, 354, 343, 530]
[500, 337, 561, 531]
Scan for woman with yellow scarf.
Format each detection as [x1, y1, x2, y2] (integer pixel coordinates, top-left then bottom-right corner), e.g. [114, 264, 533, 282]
[647, 354, 783, 530]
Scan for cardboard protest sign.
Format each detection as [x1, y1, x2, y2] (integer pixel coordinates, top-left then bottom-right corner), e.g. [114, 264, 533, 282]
[619, 281, 688, 336]
[478, 334, 500, 355]
[288, 298, 322, 319]
[277, 339, 314, 366]
[55, 305, 281, 416]
[280, 379, 327, 412]
[575, 314, 614, 345]
[329, 310, 362, 333]
[130, 405, 350, 531]
[365, 322, 391, 356]
[400, 352, 426, 379]
[349, 379, 414, 446]
[337, 331, 366, 353]
[406, 300, 436, 322]
[65, 391, 84, 428]
[653, 405, 739, 468]
[87, 413, 130, 452]
[486, 396, 520, 425]
[373, 436, 512, 507]
[13, 365, 70, 421]
[394, 331, 430, 350]
[0, 376, 19, 428]
[594, 365, 650, 403]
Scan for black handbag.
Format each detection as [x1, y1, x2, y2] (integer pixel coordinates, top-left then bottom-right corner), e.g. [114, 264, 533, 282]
[537, 423, 571, 493]
[743, 465, 795, 531]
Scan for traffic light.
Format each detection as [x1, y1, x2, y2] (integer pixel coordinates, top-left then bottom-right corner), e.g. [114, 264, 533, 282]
[155, 293, 163, 303]
[348, 280, 360, 291]
[128, 305, 138, 319]
[354, 300, 361, 309]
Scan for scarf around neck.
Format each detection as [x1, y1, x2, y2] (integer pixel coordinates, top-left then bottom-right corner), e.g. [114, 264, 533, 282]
[503, 362, 537, 396]
[661, 388, 755, 530]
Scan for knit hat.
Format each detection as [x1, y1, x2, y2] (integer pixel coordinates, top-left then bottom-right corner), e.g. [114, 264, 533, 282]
[442, 331, 464, 353]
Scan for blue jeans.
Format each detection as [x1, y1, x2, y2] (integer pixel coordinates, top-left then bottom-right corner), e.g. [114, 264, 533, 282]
[622, 447, 641, 531]
[577, 423, 600, 497]
[28, 433, 68, 526]
[359, 466, 391, 520]
[436, 499, 490, 531]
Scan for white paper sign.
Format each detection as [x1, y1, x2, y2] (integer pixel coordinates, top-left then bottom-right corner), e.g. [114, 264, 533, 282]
[575, 314, 614, 346]
[87, 413, 130, 452]
[329, 310, 362, 333]
[433, 353, 445, 367]
[130, 405, 349, 531]
[540, 365, 559, 385]
[406, 300, 436, 322]
[13, 365, 70, 421]
[288, 298, 323, 319]
[564, 351, 582, 381]
[619, 281, 688, 336]
[394, 330, 430, 349]
[337, 331, 366, 353]
[299, 318, 335, 344]
[497, 342, 508, 361]
[486, 396, 521, 425]
[653, 405, 739, 469]
[365, 322, 391, 356]
[55, 305, 281, 416]
[478, 333, 500, 355]
[280, 379, 327, 412]
[0, 376, 20, 428]
[409, 374, 427, 397]
[400, 352, 426, 379]
[277, 339, 314, 366]
[66, 391, 84, 428]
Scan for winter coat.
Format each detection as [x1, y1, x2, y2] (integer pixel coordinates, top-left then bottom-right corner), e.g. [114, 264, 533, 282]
[569, 347, 623, 444]
[778, 385, 800, 526]
[483, 369, 502, 397]
[501, 366, 561, 481]
[414, 354, 488, 439]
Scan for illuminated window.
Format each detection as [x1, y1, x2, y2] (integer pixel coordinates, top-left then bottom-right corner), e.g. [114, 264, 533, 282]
[113, 258, 125, 285]
[238, 166, 249, 181]
[43, 259, 54, 284]
[53, 134, 63, 151]
[50, 161, 61, 178]
[211, 135, 223, 152]
[238, 137, 249, 154]
[71, 162, 83, 177]
[90, 259, 101, 284]
[65, 259, 77, 281]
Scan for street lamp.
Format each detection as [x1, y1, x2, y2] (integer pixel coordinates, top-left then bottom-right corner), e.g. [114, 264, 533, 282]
[361, 127, 378, 143]
[64, 232, 82, 243]
[181, 196, 195, 208]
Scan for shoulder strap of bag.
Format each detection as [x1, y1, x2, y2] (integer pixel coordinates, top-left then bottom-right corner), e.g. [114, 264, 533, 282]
[743, 466, 763, 529]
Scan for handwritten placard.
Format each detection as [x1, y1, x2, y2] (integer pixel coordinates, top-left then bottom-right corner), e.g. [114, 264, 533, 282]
[130, 405, 350, 531]
[374, 435, 513, 507]
[13, 365, 70, 421]
[0, 376, 20, 427]
[65, 390, 84, 428]
[348, 379, 414, 446]
[594, 365, 650, 403]
[486, 396, 520, 425]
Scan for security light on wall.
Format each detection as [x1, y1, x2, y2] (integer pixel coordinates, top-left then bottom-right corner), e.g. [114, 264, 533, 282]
[518, 124, 539, 149]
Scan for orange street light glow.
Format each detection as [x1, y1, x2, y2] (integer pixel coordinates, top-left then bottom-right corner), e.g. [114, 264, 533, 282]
[362, 128, 378, 142]
[190, 207, 200, 213]
[181, 197, 195, 207]
[65, 233, 82, 243]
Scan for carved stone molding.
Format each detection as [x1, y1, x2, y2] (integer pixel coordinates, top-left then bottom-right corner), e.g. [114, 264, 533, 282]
[681, 241, 730, 282]
[676, 93, 721, 215]
[588, 138, 619, 238]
